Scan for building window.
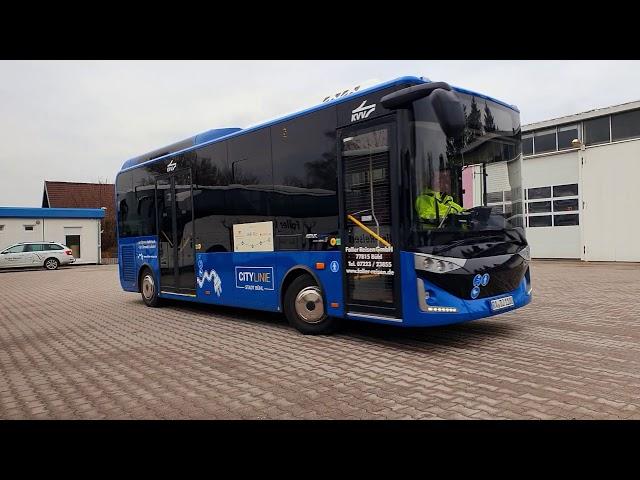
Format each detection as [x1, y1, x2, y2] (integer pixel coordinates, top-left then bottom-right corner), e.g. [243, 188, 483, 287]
[526, 183, 580, 228]
[65, 235, 81, 259]
[553, 198, 579, 212]
[584, 116, 610, 145]
[522, 134, 533, 156]
[528, 201, 552, 214]
[553, 213, 580, 227]
[553, 184, 579, 197]
[554, 214, 579, 226]
[557, 124, 580, 150]
[533, 129, 556, 154]
[611, 109, 640, 141]
[527, 187, 551, 200]
[0, 225, 4, 231]
[528, 215, 552, 227]
[24, 225, 34, 231]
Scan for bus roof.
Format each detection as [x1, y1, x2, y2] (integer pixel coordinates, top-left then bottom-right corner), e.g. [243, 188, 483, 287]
[120, 75, 519, 173]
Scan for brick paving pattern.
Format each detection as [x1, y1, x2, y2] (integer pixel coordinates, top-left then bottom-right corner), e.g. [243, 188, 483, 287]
[0, 260, 639, 419]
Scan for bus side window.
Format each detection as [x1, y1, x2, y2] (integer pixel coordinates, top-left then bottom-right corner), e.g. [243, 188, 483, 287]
[116, 170, 133, 237]
[271, 106, 338, 251]
[227, 128, 273, 250]
[130, 166, 157, 237]
[192, 141, 232, 253]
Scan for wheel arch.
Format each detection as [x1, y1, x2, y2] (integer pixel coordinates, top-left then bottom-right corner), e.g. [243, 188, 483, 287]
[280, 265, 324, 310]
[137, 263, 156, 292]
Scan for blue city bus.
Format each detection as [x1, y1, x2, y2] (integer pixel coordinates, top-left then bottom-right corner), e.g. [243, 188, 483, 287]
[116, 76, 532, 334]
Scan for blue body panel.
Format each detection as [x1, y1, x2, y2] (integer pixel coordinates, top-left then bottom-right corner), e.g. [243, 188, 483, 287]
[118, 237, 345, 317]
[193, 127, 242, 145]
[118, 235, 160, 292]
[193, 251, 344, 316]
[119, 235, 531, 328]
[121, 128, 242, 170]
[397, 251, 532, 327]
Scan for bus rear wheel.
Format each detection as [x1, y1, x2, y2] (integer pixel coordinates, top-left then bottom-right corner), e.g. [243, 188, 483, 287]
[140, 268, 161, 307]
[283, 275, 337, 335]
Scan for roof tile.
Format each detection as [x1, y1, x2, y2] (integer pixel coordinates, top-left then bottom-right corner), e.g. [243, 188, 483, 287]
[43, 181, 115, 220]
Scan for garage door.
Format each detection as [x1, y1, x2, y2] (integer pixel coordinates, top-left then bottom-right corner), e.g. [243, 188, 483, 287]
[581, 141, 640, 261]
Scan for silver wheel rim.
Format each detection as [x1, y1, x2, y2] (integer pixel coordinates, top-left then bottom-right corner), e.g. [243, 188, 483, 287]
[46, 259, 57, 269]
[295, 286, 325, 324]
[142, 274, 155, 300]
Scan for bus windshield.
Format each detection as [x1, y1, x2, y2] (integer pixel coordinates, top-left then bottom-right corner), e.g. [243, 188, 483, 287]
[406, 92, 526, 257]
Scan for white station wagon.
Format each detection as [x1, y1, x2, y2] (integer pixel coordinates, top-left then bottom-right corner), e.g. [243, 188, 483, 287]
[0, 242, 75, 270]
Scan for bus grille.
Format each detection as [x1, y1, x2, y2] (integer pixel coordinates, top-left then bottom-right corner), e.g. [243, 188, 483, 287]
[121, 245, 136, 282]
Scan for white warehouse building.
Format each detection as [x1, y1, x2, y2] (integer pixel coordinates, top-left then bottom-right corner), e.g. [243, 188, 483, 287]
[0, 207, 106, 265]
[520, 100, 640, 262]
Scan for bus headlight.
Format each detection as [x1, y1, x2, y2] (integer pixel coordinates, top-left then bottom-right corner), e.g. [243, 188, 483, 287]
[415, 253, 466, 274]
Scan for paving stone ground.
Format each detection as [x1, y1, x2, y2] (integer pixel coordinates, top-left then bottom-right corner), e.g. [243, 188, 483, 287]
[0, 260, 639, 419]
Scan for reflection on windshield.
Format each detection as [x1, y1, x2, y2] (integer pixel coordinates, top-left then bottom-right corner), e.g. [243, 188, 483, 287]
[408, 92, 525, 255]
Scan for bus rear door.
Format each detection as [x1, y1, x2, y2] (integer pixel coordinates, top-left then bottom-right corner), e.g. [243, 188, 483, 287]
[156, 168, 196, 295]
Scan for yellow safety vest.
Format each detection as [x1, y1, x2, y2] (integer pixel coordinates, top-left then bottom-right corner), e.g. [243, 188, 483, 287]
[415, 188, 464, 221]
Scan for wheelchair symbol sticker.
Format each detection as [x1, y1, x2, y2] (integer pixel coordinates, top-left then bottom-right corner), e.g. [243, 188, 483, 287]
[330, 261, 339, 273]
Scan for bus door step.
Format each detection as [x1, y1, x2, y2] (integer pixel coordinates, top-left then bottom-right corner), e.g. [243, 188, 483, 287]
[346, 311, 403, 323]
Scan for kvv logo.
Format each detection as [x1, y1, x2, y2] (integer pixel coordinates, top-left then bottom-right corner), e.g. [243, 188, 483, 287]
[166, 159, 177, 172]
[351, 100, 376, 122]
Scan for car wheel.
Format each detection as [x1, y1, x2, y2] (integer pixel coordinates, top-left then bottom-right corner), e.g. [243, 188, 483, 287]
[44, 258, 59, 270]
[140, 268, 161, 307]
[283, 274, 337, 335]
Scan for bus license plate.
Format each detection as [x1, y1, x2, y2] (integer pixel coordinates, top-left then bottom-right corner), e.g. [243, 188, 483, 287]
[490, 296, 514, 311]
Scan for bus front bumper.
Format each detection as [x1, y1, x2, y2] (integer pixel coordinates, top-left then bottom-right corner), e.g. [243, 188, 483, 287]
[399, 252, 532, 327]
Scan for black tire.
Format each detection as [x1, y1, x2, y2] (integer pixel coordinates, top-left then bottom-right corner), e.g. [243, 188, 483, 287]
[44, 257, 59, 270]
[139, 268, 161, 307]
[283, 274, 337, 335]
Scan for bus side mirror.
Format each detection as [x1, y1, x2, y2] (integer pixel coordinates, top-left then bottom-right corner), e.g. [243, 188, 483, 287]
[430, 89, 466, 138]
[380, 82, 466, 138]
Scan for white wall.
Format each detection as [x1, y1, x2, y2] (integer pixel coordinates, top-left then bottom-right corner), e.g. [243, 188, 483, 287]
[0, 217, 101, 264]
[0, 218, 44, 249]
[523, 150, 581, 259]
[581, 140, 640, 262]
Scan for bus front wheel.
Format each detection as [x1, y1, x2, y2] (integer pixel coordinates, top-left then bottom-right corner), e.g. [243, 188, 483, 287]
[283, 275, 337, 335]
[140, 268, 161, 307]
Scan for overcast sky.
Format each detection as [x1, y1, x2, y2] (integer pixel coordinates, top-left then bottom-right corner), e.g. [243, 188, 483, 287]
[2, 60, 640, 207]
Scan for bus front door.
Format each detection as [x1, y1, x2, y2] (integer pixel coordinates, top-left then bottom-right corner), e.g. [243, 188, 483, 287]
[156, 169, 196, 295]
[339, 121, 400, 321]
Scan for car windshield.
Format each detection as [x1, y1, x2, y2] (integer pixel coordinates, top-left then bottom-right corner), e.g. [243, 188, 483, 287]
[405, 91, 526, 257]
